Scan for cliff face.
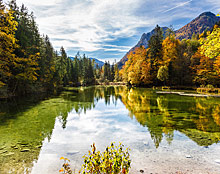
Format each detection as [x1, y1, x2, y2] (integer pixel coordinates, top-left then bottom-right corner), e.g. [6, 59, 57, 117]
[118, 12, 220, 69]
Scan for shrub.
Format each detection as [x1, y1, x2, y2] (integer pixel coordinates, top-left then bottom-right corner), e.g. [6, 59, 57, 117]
[206, 84, 214, 88]
[59, 142, 131, 174]
[81, 142, 131, 174]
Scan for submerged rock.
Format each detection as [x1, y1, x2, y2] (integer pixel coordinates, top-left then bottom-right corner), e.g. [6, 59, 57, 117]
[0, 150, 8, 154]
[3, 152, 14, 157]
[20, 149, 30, 152]
[66, 151, 79, 155]
[18, 141, 29, 146]
[215, 159, 220, 164]
[185, 155, 192, 158]
[0, 146, 6, 150]
[36, 145, 42, 148]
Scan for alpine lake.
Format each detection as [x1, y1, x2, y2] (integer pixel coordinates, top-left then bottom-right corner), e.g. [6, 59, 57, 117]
[1, 86, 220, 174]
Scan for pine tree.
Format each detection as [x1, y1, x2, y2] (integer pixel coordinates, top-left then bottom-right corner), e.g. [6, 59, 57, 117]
[148, 25, 164, 84]
[10, 3, 40, 94]
[56, 46, 67, 85]
[114, 64, 120, 82]
[73, 56, 79, 83]
[110, 63, 115, 82]
[39, 35, 55, 89]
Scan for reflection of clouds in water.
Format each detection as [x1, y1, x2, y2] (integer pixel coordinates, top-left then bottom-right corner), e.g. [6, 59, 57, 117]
[56, 100, 143, 144]
[32, 88, 220, 174]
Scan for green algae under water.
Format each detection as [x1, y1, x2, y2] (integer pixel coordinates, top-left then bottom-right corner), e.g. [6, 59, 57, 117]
[0, 86, 220, 173]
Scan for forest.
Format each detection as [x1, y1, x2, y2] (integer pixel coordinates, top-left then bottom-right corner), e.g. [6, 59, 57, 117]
[120, 23, 220, 87]
[0, 0, 119, 97]
[1, 0, 220, 98]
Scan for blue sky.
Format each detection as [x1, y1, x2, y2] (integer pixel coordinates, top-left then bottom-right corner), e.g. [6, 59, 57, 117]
[13, 0, 220, 63]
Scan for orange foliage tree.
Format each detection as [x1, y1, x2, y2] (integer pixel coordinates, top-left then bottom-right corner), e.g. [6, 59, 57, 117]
[120, 46, 151, 86]
[161, 35, 180, 85]
[193, 50, 217, 85]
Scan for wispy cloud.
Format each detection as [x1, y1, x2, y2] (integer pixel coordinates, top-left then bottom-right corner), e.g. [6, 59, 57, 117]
[10, 0, 220, 61]
[163, 0, 193, 13]
[204, 0, 220, 12]
[15, 0, 157, 52]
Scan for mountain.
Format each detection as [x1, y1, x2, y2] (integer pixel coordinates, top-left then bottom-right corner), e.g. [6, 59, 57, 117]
[117, 27, 168, 69]
[69, 57, 105, 67]
[175, 12, 220, 40]
[89, 58, 105, 67]
[118, 12, 220, 69]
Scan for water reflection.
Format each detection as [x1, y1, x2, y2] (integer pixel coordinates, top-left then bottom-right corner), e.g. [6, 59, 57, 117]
[0, 86, 220, 173]
[0, 86, 123, 173]
[117, 87, 220, 147]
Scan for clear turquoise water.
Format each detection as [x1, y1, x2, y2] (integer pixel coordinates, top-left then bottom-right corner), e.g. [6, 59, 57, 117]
[0, 86, 220, 173]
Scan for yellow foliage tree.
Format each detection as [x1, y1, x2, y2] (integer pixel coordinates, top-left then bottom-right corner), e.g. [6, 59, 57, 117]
[0, 2, 39, 93]
[0, 2, 18, 87]
[200, 25, 220, 59]
[162, 36, 180, 65]
[161, 35, 181, 85]
[214, 56, 220, 77]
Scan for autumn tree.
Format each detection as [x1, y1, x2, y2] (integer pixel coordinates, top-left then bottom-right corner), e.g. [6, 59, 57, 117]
[161, 34, 180, 85]
[192, 25, 220, 86]
[200, 25, 220, 59]
[0, 0, 100, 96]
[121, 46, 151, 86]
[157, 66, 168, 85]
[114, 64, 120, 82]
[214, 56, 220, 80]
[0, 1, 26, 94]
[193, 50, 216, 86]
[10, 3, 41, 94]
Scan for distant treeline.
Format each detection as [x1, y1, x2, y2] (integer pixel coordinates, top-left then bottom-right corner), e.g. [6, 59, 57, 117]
[0, 0, 120, 97]
[120, 23, 220, 87]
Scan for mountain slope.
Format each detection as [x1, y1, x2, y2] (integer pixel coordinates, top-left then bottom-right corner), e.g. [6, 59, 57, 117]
[69, 57, 105, 67]
[118, 27, 168, 69]
[118, 12, 220, 69]
[89, 58, 105, 67]
[175, 12, 220, 40]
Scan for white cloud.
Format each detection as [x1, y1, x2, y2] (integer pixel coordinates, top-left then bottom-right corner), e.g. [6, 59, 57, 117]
[5, 0, 220, 61]
[205, 0, 220, 12]
[14, 0, 157, 53]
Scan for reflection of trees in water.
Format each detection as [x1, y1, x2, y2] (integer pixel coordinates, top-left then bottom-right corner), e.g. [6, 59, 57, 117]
[0, 86, 121, 173]
[1, 86, 220, 173]
[117, 88, 220, 148]
[0, 94, 60, 173]
[59, 86, 123, 128]
[117, 88, 164, 148]
[0, 86, 126, 173]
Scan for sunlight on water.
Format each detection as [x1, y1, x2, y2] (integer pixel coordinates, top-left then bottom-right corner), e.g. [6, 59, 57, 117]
[1, 86, 220, 173]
